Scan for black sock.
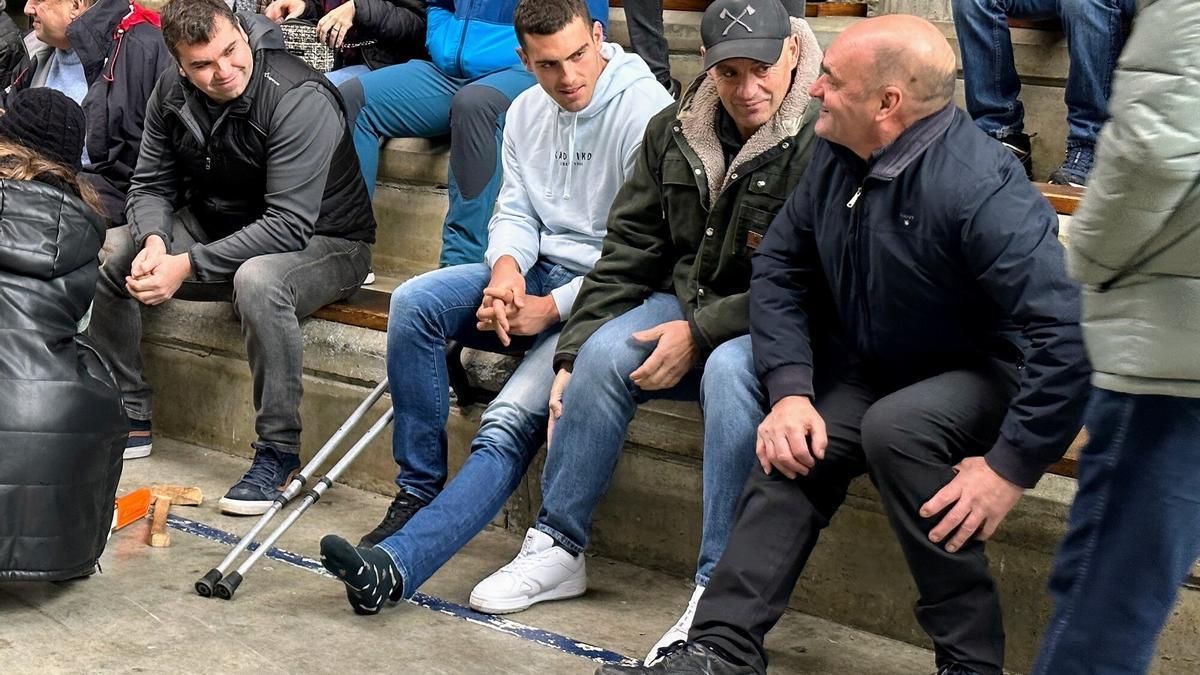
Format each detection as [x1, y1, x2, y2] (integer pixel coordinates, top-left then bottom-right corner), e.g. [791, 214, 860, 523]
[320, 535, 404, 615]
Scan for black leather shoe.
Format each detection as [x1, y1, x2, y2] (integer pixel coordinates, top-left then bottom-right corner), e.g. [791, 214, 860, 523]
[996, 131, 1034, 180]
[595, 641, 756, 674]
[358, 492, 427, 547]
[935, 663, 981, 675]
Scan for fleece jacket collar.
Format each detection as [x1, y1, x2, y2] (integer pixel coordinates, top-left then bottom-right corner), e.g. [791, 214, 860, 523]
[675, 17, 822, 206]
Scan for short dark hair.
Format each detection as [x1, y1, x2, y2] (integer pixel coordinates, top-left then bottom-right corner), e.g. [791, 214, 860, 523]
[513, 0, 592, 48]
[161, 0, 239, 61]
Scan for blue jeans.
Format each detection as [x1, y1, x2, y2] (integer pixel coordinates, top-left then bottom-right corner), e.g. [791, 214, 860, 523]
[342, 61, 535, 266]
[1032, 389, 1200, 674]
[534, 293, 765, 585]
[952, 0, 1135, 148]
[378, 261, 574, 597]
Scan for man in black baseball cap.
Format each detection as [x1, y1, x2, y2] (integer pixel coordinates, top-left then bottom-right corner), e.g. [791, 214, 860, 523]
[700, 0, 792, 70]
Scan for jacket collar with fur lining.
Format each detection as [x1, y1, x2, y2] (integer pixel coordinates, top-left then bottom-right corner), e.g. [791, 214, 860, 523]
[676, 17, 822, 205]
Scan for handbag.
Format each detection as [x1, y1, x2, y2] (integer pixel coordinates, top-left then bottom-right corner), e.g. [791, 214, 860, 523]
[279, 19, 376, 73]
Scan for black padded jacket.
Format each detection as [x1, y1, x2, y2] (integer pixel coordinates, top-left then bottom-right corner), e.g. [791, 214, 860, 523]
[0, 178, 127, 581]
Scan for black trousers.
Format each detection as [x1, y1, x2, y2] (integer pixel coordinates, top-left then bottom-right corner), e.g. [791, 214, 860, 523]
[689, 359, 1021, 675]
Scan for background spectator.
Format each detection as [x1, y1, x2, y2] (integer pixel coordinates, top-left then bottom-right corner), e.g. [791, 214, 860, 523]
[262, 0, 425, 86]
[952, 0, 1135, 186]
[10, 0, 171, 225]
[0, 0, 22, 89]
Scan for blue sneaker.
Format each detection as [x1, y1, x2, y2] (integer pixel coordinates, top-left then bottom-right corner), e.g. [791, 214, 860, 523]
[124, 417, 153, 460]
[1047, 143, 1094, 187]
[218, 443, 301, 516]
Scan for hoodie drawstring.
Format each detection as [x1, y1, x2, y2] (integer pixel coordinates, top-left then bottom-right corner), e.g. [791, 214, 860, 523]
[544, 109, 560, 199]
[544, 109, 579, 201]
[562, 113, 578, 200]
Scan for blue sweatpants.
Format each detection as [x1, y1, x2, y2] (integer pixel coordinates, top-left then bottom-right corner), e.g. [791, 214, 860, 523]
[340, 61, 535, 266]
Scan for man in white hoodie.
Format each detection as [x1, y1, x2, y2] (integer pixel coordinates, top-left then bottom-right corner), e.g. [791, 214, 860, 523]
[317, 0, 672, 615]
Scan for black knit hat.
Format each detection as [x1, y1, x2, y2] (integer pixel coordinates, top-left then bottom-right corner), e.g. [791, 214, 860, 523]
[0, 88, 86, 172]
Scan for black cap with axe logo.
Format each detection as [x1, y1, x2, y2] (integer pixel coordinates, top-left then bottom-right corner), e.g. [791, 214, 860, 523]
[700, 0, 792, 71]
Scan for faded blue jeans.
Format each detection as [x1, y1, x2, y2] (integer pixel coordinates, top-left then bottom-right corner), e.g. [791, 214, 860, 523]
[1032, 389, 1200, 674]
[534, 293, 765, 586]
[952, 0, 1135, 148]
[378, 260, 574, 596]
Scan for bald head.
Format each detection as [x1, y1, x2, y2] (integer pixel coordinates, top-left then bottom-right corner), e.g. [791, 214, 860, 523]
[842, 15, 957, 116]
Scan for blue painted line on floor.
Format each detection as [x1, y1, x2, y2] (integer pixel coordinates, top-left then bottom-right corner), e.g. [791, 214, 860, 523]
[168, 514, 639, 668]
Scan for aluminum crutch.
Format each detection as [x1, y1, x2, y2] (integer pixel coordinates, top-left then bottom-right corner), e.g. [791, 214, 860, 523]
[211, 405, 394, 599]
[194, 378, 390, 598]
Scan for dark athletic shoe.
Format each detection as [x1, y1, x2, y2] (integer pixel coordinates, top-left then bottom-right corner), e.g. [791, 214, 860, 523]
[218, 443, 301, 516]
[1047, 142, 1094, 188]
[995, 131, 1034, 180]
[123, 417, 153, 460]
[320, 534, 404, 615]
[595, 641, 756, 674]
[358, 492, 428, 547]
[935, 663, 981, 675]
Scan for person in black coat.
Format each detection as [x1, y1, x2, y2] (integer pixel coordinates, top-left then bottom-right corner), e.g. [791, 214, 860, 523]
[263, 0, 425, 86]
[0, 2, 22, 90]
[602, 16, 1091, 675]
[0, 88, 126, 582]
[10, 0, 172, 225]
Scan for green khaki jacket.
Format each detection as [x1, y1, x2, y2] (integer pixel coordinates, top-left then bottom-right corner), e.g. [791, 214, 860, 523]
[554, 19, 823, 370]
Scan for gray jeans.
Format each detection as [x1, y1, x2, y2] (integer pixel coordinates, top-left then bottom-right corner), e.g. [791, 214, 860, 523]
[90, 210, 371, 453]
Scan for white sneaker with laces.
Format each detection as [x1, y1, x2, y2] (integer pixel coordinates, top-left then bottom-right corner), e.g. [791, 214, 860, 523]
[644, 585, 706, 665]
[469, 528, 586, 614]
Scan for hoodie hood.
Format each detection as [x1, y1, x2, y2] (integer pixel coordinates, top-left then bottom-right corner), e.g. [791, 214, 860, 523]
[677, 17, 822, 205]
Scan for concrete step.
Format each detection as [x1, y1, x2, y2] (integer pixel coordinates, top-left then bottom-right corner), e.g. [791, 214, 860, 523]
[372, 13, 1070, 218]
[136, 294, 1200, 674]
[3, 436, 940, 674]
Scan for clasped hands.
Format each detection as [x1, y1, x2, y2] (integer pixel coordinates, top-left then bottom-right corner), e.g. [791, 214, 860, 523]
[756, 395, 1025, 553]
[125, 235, 191, 306]
[474, 257, 560, 347]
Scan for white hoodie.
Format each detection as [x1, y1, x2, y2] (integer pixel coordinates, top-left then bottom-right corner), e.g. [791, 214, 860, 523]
[484, 42, 673, 320]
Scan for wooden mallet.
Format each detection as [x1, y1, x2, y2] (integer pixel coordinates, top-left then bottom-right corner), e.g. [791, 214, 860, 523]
[148, 485, 203, 547]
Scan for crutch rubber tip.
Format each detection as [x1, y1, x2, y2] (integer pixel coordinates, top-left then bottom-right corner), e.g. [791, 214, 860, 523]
[215, 572, 242, 600]
[195, 569, 222, 597]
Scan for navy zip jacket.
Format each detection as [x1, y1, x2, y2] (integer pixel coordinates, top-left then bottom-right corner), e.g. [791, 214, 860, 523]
[751, 104, 1091, 488]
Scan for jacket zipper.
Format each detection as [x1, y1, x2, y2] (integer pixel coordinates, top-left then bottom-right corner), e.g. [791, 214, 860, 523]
[847, 178, 872, 354]
[454, 0, 473, 77]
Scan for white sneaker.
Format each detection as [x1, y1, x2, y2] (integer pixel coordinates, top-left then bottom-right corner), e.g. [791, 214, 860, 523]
[644, 585, 706, 665]
[469, 528, 587, 614]
[362, 271, 376, 286]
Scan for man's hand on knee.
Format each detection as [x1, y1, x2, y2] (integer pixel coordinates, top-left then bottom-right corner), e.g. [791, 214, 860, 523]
[547, 368, 571, 446]
[756, 395, 828, 479]
[476, 293, 559, 345]
[629, 320, 698, 390]
[920, 456, 1025, 553]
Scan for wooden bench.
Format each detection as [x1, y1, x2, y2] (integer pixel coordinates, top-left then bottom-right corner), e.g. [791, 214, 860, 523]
[314, 182, 1087, 476]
